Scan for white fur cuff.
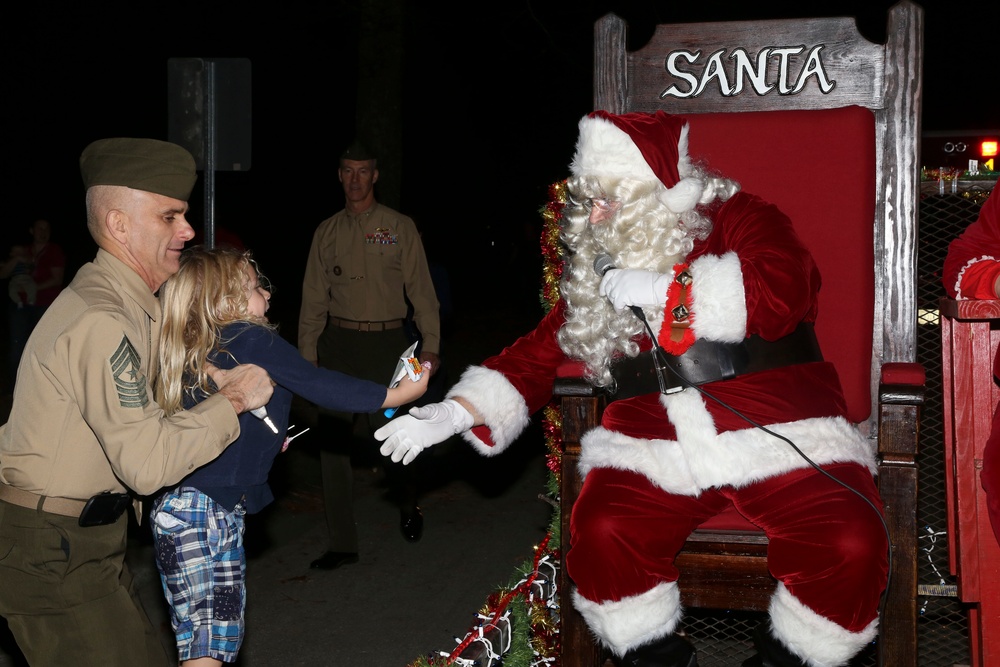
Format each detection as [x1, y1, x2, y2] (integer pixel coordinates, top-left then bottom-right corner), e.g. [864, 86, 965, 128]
[769, 583, 878, 666]
[572, 582, 683, 656]
[446, 365, 531, 456]
[689, 251, 747, 343]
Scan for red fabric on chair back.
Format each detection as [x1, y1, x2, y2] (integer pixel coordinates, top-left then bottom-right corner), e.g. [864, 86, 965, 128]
[684, 106, 876, 423]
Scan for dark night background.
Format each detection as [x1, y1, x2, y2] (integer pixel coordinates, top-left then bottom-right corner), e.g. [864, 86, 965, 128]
[9, 0, 998, 337]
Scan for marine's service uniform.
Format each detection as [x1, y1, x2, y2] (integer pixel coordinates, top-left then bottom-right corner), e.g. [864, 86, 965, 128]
[298, 201, 439, 553]
[0, 249, 240, 666]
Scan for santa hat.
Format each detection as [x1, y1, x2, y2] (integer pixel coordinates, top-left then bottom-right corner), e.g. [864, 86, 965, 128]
[570, 110, 704, 213]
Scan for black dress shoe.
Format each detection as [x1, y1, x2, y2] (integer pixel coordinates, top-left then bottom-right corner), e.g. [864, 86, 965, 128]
[620, 633, 698, 667]
[309, 551, 359, 570]
[741, 623, 807, 667]
[400, 507, 423, 542]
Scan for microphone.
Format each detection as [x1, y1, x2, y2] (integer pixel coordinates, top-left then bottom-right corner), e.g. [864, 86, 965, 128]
[593, 254, 647, 322]
[595, 255, 671, 393]
[593, 253, 616, 278]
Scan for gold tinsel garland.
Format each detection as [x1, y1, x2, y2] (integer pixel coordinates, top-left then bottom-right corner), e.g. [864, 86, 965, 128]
[539, 180, 568, 315]
[540, 179, 569, 492]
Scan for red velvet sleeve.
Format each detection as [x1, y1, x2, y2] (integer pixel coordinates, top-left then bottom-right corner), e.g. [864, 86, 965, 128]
[696, 192, 821, 340]
[942, 188, 1000, 299]
[480, 300, 570, 416]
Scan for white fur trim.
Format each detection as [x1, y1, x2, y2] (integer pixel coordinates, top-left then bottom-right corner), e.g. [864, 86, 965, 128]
[578, 389, 874, 495]
[571, 115, 658, 183]
[952, 254, 996, 299]
[445, 365, 531, 456]
[677, 123, 692, 178]
[689, 251, 747, 343]
[578, 424, 700, 495]
[658, 177, 704, 213]
[770, 582, 878, 666]
[572, 582, 683, 656]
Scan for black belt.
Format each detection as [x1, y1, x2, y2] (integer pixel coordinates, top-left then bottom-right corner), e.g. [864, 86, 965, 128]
[609, 323, 823, 401]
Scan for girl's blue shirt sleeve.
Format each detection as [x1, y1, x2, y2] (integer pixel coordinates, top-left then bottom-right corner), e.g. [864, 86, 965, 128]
[214, 322, 388, 413]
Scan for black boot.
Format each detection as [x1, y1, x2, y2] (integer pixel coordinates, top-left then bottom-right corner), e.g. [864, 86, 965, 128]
[619, 633, 698, 667]
[741, 623, 808, 667]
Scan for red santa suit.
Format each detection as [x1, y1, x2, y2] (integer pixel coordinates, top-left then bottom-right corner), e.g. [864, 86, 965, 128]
[443, 114, 889, 666]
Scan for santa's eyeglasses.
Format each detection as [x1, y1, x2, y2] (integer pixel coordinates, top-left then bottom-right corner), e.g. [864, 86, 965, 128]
[568, 195, 620, 213]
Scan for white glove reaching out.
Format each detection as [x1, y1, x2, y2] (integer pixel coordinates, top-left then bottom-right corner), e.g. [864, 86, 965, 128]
[599, 269, 673, 313]
[374, 399, 475, 465]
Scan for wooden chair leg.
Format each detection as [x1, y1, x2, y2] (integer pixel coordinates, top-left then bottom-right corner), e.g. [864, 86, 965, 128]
[558, 393, 608, 667]
[877, 384, 923, 667]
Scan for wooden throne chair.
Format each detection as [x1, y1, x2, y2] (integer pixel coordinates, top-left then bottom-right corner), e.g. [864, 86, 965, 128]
[553, 2, 926, 666]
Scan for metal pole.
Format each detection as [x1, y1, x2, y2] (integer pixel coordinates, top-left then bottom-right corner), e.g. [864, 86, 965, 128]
[203, 60, 217, 249]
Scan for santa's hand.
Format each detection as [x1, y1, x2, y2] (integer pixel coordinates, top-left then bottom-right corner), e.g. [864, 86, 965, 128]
[375, 399, 475, 465]
[599, 269, 673, 312]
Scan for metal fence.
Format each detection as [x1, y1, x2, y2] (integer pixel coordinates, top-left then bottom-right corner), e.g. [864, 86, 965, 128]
[913, 179, 995, 667]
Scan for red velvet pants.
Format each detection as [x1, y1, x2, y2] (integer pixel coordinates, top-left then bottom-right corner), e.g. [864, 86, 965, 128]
[566, 462, 888, 633]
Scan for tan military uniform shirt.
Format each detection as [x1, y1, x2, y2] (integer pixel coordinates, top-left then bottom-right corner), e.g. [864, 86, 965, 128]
[298, 202, 440, 362]
[0, 249, 239, 501]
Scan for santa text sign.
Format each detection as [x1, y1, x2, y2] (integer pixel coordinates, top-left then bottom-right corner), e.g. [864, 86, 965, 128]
[660, 45, 835, 99]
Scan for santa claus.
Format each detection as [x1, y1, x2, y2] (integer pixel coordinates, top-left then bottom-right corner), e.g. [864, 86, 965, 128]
[376, 110, 888, 667]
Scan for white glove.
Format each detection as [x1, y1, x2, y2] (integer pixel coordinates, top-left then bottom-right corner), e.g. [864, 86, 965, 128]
[599, 269, 673, 312]
[374, 399, 475, 465]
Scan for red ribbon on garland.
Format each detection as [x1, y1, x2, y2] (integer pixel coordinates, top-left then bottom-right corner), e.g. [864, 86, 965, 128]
[444, 533, 554, 664]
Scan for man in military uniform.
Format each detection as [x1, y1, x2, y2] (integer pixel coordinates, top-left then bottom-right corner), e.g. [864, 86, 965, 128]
[0, 137, 274, 667]
[299, 141, 440, 568]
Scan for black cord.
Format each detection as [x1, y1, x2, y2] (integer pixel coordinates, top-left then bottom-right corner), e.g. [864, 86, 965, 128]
[632, 310, 893, 642]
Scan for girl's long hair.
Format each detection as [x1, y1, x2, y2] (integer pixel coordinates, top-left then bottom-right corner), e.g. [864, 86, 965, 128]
[156, 245, 273, 416]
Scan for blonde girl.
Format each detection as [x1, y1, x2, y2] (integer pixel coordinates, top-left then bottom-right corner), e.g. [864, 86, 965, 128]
[150, 246, 427, 666]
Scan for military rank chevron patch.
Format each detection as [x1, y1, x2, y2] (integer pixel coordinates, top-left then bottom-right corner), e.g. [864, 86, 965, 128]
[110, 335, 148, 408]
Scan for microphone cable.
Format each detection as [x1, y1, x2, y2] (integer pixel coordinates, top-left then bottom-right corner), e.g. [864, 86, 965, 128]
[629, 306, 895, 632]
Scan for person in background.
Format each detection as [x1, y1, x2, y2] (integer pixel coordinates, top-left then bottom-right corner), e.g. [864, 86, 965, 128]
[376, 111, 890, 667]
[151, 246, 428, 666]
[1, 217, 66, 391]
[0, 137, 273, 667]
[5, 246, 37, 307]
[942, 187, 999, 544]
[298, 141, 440, 569]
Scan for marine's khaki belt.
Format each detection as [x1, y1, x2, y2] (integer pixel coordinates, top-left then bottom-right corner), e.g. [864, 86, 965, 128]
[329, 317, 405, 332]
[0, 482, 87, 518]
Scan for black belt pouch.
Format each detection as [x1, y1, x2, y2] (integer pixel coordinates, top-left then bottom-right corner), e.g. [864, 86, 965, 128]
[78, 492, 131, 527]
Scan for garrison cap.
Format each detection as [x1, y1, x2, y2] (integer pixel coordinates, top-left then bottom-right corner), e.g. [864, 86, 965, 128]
[80, 137, 198, 201]
[340, 141, 376, 162]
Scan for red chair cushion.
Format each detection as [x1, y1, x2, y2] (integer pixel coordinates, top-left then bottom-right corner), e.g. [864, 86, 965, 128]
[881, 362, 926, 386]
[684, 107, 877, 424]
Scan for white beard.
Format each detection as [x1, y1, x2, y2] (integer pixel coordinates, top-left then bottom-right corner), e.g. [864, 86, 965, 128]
[557, 175, 722, 385]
